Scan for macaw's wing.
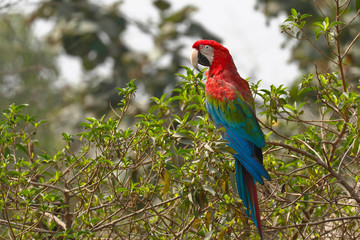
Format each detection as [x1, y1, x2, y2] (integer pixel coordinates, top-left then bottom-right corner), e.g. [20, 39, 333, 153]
[205, 96, 270, 184]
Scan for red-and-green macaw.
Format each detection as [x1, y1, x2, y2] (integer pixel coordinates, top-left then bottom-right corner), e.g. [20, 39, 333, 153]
[191, 40, 270, 239]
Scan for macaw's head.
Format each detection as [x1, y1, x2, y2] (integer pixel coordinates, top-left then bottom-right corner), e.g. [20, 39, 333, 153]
[190, 40, 234, 72]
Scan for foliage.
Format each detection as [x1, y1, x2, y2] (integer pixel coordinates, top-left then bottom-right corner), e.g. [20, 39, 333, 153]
[2, 54, 360, 239]
[258, 2, 360, 239]
[0, 69, 264, 239]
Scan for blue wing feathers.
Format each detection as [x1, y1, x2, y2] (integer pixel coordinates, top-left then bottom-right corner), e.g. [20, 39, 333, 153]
[206, 99, 270, 183]
[225, 130, 269, 184]
[206, 97, 268, 239]
[206, 100, 266, 148]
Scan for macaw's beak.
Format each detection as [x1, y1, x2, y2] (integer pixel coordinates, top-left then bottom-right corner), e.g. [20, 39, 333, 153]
[190, 48, 200, 71]
[191, 48, 211, 71]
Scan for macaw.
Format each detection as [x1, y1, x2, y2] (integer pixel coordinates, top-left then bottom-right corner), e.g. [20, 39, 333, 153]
[190, 40, 270, 239]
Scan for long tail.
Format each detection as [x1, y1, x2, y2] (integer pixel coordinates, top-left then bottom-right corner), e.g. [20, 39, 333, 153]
[235, 160, 264, 239]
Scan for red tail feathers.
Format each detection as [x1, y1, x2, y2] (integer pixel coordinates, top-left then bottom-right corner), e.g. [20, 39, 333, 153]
[244, 168, 264, 239]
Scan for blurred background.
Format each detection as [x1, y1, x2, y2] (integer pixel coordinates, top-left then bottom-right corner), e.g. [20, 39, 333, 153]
[1, 0, 359, 153]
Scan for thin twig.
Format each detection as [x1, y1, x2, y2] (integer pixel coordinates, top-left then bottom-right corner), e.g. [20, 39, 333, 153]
[267, 141, 360, 204]
[269, 215, 360, 230]
[342, 32, 360, 58]
[0, 219, 56, 234]
[91, 196, 180, 232]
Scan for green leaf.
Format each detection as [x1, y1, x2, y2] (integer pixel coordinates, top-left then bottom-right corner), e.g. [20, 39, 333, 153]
[7, 170, 21, 177]
[313, 22, 324, 29]
[322, 17, 329, 30]
[283, 104, 296, 111]
[299, 14, 311, 20]
[153, 0, 170, 11]
[329, 21, 344, 27]
[290, 22, 301, 28]
[62, 132, 73, 142]
[202, 185, 216, 196]
[16, 143, 28, 155]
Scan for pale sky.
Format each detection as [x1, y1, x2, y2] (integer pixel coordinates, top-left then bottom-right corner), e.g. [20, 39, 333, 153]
[121, 0, 299, 89]
[6, 0, 299, 89]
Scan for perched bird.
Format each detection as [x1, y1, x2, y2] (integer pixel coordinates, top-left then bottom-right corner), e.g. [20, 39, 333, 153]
[191, 40, 270, 239]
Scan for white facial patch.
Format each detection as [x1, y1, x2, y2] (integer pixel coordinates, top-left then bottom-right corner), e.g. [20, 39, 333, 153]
[199, 45, 214, 65]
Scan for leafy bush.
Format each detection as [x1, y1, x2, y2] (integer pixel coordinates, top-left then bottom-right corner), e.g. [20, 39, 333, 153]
[262, 4, 360, 239]
[1, 70, 259, 239]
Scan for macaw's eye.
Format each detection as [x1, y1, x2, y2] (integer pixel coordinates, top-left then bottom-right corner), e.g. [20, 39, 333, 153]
[203, 45, 213, 52]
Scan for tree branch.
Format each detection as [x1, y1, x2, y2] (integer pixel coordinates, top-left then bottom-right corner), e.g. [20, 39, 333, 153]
[267, 141, 360, 204]
[91, 196, 180, 232]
